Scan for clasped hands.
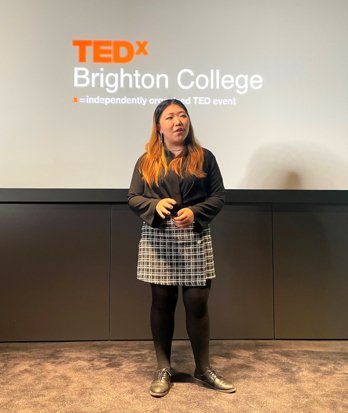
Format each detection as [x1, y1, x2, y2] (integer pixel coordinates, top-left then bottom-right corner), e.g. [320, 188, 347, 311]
[155, 198, 194, 228]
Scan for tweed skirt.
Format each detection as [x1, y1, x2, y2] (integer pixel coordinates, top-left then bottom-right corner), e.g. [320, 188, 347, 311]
[137, 218, 216, 286]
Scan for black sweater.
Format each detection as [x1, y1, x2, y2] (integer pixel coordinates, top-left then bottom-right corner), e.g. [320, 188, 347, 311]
[128, 148, 226, 231]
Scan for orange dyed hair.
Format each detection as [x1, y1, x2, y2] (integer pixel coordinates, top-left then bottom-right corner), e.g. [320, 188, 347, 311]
[139, 99, 206, 187]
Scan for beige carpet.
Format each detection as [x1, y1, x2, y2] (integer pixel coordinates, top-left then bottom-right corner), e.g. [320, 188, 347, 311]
[0, 340, 347, 413]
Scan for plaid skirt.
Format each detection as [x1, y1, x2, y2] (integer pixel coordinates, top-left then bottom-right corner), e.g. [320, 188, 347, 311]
[137, 218, 216, 286]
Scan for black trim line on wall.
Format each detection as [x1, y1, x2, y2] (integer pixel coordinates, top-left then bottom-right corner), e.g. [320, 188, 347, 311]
[0, 189, 348, 204]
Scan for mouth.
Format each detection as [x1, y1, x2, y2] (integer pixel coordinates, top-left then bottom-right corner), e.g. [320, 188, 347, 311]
[174, 128, 184, 133]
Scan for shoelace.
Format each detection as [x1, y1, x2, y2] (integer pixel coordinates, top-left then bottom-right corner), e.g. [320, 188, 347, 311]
[155, 368, 171, 381]
[206, 368, 218, 379]
[200, 368, 224, 383]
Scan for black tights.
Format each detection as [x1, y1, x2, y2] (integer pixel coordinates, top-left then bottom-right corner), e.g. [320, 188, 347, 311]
[150, 281, 211, 373]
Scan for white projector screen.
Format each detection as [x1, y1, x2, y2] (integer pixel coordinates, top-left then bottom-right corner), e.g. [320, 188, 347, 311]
[1, 0, 347, 189]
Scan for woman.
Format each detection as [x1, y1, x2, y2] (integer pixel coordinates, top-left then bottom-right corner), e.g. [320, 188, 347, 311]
[128, 99, 235, 397]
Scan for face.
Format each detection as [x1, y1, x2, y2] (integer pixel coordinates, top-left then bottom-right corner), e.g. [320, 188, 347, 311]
[158, 104, 190, 148]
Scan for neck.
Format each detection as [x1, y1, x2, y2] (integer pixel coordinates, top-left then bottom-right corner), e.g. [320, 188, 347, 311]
[165, 144, 184, 155]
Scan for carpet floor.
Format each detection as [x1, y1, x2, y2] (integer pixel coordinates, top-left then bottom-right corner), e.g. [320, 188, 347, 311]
[0, 340, 347, 413]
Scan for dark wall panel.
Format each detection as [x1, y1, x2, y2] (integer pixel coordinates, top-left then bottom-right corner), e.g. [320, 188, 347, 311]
[1, 199, 347, 341]
[0, 204, 110, 341]
[274, 205, 348, 338]
[110, 205, 152, 339]
[210, 206, 274, 338]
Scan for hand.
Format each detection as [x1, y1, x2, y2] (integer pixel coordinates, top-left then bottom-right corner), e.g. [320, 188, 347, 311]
[156, 198, 177, 219]
[173, 208, 194, 228]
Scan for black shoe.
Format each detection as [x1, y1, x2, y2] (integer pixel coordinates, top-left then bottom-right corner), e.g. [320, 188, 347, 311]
[149, 368, 172, 397]
[194, 367, 236, 393]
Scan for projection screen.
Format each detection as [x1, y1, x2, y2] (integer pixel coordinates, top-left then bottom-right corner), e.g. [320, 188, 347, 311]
[1, 0, 347, 189]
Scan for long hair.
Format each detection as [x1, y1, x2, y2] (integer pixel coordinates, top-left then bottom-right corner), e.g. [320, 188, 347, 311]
[139, 99, 206, 187]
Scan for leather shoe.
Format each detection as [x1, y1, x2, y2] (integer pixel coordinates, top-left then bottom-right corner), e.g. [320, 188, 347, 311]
[194, 367, 236, 393]
[149, 368, 172, 397]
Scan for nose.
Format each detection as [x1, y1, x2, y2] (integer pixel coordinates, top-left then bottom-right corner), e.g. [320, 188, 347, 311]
[174, 116, 183, 125]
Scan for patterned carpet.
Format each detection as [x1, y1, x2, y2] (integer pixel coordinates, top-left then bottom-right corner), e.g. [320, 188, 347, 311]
[0, 340, 347, 413]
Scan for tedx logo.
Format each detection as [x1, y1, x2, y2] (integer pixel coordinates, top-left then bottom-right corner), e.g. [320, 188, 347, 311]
[72, 40, 149, 63]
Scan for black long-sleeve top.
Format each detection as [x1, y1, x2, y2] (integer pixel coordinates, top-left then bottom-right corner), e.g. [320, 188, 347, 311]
[128, 148, 226, 232]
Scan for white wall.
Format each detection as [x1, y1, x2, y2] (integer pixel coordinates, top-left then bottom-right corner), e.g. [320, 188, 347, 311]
[1, 0, 347, 189]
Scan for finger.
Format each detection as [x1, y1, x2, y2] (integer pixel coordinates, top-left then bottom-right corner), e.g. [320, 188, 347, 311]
[156, 202, 170, 218]
[175, 216, 193, 227]
[162, 202, 174, 211]
[176, 221, 190, 228]
[160, 209, 171, 217]
[174, 216, 189, 225]
[157, 209, 166, 219]
[176, 209, 189, 219]
[177, 208, 193, 217]
[173, 214, 186, 222]
[162, 198, 176, 207]
[157, 202, 172, 216]
[175, 212, 191, 222]
[166, 198, 177, 205]
[173, 221, 185, 228]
